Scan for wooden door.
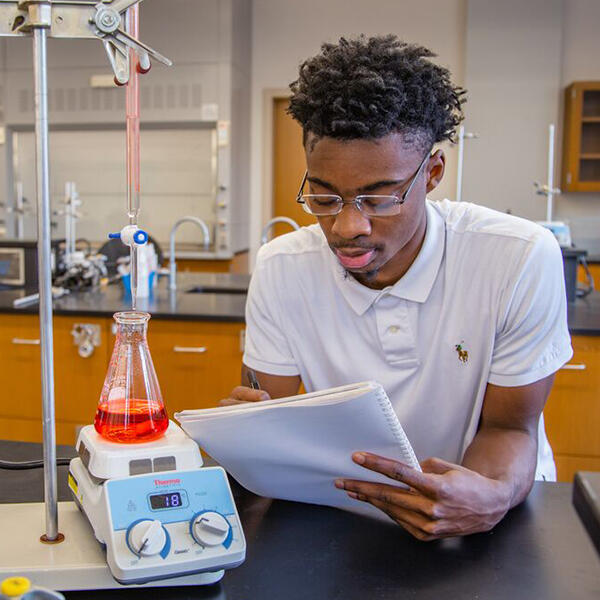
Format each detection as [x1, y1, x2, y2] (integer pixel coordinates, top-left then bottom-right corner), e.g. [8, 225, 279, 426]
[271, 98, 316, 240]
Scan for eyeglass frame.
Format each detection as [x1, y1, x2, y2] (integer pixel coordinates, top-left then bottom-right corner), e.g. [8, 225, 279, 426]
[295, 147, 433, 217]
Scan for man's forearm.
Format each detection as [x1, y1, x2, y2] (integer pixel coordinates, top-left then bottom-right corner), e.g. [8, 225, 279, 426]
[461, 426, 538, 509]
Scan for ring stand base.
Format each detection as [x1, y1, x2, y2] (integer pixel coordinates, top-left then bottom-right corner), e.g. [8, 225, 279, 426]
[0, 502, 224, 590]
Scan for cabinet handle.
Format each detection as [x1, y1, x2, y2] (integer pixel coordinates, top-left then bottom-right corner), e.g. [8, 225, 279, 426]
[12, 337, 40, 345]
[173, 346, 207, 354]
[560, 363, 586, 370]
[71, 323, 101, 359]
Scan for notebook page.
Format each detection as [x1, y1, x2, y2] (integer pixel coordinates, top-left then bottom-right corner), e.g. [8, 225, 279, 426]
[175, 381, 374, 420]
[176, 382, 420, 519]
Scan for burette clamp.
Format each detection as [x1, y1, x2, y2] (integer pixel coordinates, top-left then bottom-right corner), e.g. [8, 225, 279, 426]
[108, 225, 148, 247]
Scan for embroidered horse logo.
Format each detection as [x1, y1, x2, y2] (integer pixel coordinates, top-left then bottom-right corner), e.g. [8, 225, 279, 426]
[455, 341, 469, 363]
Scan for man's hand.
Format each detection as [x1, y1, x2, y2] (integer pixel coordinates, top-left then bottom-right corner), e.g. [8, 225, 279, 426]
[220, 385, 270, 406]
[335, 452, 512, 541]
[220, 366, 301, 406]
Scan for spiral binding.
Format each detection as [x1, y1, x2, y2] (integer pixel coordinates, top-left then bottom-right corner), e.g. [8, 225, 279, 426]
[372, 384, 420, 470]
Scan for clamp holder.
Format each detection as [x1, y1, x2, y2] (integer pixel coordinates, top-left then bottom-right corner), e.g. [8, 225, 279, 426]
[0, 0, 172, 84]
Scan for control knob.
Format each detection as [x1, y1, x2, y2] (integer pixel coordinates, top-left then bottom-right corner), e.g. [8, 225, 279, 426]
[127, 519, 167, 557]
[191, 511, 230, 546]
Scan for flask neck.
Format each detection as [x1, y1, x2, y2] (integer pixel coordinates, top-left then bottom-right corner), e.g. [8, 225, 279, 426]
[113, 311, 150, 343]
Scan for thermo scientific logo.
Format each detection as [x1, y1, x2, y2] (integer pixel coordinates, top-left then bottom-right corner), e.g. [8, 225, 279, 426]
[154, 478, 181, 486]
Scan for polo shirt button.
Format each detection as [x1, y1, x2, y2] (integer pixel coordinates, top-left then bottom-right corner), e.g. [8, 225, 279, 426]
[388, 325, 400, 334]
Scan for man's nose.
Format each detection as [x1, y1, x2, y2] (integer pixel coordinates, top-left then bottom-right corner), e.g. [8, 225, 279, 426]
[331, 203, 372, 239]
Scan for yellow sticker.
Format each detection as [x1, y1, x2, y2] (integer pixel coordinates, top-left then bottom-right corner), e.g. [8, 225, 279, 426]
[68, 472, 78, 496]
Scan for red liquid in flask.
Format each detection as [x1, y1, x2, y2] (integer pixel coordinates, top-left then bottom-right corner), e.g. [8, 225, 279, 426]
[94, 398, 168, 443]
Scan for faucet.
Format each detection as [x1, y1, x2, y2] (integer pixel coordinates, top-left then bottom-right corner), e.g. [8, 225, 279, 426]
[169, 216, 211, 290]
[260, 216, 300, 245]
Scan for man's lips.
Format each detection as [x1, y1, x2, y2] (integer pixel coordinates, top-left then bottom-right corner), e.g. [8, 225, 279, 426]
[334, 248, 376, 269]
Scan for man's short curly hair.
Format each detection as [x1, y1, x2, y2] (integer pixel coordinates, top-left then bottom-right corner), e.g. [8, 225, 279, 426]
[288, 35, 466, 151]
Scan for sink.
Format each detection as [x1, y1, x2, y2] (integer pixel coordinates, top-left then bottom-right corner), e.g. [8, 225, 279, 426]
[185, 285, 247, 295]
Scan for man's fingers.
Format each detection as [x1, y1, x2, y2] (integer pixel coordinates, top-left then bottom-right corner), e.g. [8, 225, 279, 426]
[335, 479, 442, 519]
[219, 397, 250, 406]
[395, 519, 437, 542]
[361, 495, 456, 540]
[227, 386, 271, 403]
[219, 386, 270, 406]
[352, 452, 442, 498]
[360, 496, 440, 541]
[420, 456, 457, 475]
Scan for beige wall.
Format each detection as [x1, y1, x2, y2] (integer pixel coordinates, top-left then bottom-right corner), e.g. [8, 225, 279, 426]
[249, 0, 600, 263]
[249, 0, 468, 263]
[555, 0, 600, 256]
[462, 0, 563, 218]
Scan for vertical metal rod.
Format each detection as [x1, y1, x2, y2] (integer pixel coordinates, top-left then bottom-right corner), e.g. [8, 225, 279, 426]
[64, 182, 71, 259]
[126, 5, 140, 311]
[16, 181, 24, 239]
[546, 123, 555, 222]
[33, 27, 58, 541]
[456, 125, 465, 202]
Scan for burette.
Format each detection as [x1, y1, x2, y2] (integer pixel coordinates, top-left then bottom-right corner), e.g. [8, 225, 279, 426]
[0, 0, 172, 546]
[107, 3, 157, 310]
[126, 4, 141, 310]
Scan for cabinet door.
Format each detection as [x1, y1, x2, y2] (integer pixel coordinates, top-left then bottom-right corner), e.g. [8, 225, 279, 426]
[561, 81, 600, 192]
[0, 314, 111, 444]
[544, 335, 600, 480]
[148, 320, 245, 415]
[0, 314, 42, 422]
[53, 316, 111, 444]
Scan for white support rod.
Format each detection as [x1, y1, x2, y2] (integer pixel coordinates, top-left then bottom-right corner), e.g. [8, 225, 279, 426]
[65, 182, 71, 257]
[547, 124, 555, 222]
[66, 181, 75, 257]
[33, 26, 59, 541]
[456, 125, 465, 202]
[16, 181, 24, 239]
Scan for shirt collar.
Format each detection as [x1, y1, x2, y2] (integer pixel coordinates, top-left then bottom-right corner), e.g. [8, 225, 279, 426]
[331, 201, 446, 315]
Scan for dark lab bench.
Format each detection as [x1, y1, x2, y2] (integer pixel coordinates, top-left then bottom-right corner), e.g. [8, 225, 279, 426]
[0, 440, 598, 600]
[0, 272, 249, 322]
[2, 272, 600, 334]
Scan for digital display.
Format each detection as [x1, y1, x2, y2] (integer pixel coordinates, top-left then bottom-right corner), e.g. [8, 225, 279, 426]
[149, 492, 183, 510]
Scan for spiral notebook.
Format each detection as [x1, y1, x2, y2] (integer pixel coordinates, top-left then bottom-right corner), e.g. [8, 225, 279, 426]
[175, 381, 420, 517]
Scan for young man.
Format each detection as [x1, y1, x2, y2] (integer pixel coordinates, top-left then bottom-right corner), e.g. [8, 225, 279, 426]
[226, 35, 572, 540]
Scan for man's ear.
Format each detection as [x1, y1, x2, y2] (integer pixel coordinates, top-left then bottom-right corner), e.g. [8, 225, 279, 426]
[426, 149, 445, 192]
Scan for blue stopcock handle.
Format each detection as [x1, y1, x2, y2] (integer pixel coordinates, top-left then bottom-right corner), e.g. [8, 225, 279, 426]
[107, 228, 149, 245]
[133, 230, 148, 244]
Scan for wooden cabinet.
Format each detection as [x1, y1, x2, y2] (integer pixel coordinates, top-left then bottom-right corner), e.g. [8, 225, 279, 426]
[578, 262, 599, 290]
[54, 317, 111, 443]
[561, 81, 600, 192]
[544, 335, 600, 482]
[0, 313, 245, 445]
[0, 314, 111, 445]
[149, 320, 245, 416]
[176, 251, 249, 274]
[0, 315, 42, 435]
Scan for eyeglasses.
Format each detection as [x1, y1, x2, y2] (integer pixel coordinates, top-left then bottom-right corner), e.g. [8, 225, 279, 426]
[296, 148, 432, 217]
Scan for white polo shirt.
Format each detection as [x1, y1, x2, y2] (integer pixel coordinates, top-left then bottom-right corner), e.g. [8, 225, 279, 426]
[243, 199, 573, 480]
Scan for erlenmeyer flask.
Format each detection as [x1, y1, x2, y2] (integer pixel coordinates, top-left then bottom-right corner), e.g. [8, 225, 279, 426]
[94, 311, 168, 443]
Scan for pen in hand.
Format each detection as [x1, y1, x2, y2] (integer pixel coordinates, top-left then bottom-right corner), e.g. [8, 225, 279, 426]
[247, 369, 261, 390]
